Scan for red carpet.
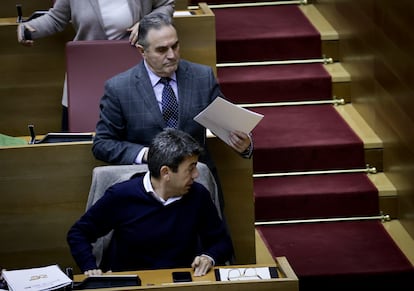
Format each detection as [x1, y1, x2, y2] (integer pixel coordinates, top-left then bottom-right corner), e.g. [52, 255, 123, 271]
[214, 6, 321, 63]
[251, 105, 365, 173]
[218, 63, 332, 103]
[254, 173, 379, 221]
[257, 221, 414, 290]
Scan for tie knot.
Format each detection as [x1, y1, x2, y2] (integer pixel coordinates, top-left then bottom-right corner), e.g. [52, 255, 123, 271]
[159, 77, 171, 85]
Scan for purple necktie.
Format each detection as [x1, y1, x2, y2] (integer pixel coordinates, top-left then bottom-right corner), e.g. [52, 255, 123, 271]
[160, 77, 178, 128]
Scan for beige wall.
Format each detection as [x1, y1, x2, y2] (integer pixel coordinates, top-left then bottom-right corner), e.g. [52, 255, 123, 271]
[314, 0, 414, 237]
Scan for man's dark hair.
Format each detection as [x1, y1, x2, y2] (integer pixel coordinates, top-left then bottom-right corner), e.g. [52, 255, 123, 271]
[137, 12, 174, 49]
[148, 128, 204, 178]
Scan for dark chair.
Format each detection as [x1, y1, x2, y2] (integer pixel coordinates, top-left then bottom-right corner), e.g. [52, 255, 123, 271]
[65, 40, 142, 132]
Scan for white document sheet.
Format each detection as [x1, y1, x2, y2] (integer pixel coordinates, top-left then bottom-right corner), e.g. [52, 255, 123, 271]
[2, 265, 72, 291]
[218, 267, 273, 281]
[194, 97, 264, 145]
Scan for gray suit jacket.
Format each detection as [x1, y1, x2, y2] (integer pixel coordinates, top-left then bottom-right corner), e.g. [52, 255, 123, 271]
[92, 59, 223, 170]
[26, 0, 174, 41]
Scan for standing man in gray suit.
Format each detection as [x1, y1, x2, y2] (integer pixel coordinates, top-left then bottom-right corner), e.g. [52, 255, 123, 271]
[92, 13, 253, 209]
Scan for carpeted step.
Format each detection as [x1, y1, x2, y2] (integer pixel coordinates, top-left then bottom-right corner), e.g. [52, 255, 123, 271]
[218, 63, 332, 104]
[251, 104, 365, 173]
[254, 172, 379, 221]
[257, 220, 414, 291]
[214, 5, 321, 63]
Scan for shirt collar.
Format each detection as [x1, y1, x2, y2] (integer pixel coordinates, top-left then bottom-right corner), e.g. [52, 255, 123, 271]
[143, 60, 177, 88]
[143, 172, 181, 205]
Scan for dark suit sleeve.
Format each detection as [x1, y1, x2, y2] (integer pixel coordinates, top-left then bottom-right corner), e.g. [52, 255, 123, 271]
[92, 71, 145, 164]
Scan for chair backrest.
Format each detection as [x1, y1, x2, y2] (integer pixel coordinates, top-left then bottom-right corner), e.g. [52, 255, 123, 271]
[86, 162, 220, 267]
[66, 40, 142, 133]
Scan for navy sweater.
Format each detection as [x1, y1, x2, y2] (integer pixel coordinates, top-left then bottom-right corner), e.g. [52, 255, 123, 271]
[67, 176, 233, 272]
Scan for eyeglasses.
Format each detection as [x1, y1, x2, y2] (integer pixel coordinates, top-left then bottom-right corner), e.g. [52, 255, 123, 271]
[226, 268, 263, 281]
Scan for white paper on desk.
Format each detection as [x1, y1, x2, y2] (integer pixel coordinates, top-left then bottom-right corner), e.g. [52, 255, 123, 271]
[218, 267, 272, 281]
[194, 97, 264, 145]
[2, 264, 72, 291]
[173, 11, 193, 16]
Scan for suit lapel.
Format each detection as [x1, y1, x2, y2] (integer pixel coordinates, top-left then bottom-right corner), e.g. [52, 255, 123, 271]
[176, 61, 192, 128]
[133, 62, 166, 128]
[88, 0, 106, 34]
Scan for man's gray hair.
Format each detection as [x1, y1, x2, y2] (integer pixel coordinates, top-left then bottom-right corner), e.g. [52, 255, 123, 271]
[137, 12, 174, 49]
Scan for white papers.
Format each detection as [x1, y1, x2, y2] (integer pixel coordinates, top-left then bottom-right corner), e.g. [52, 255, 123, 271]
[173, 11, 193, 16]
[194, 97, 264, 145]
[2, 265, 72, 291]
[218, 267, 273, 281]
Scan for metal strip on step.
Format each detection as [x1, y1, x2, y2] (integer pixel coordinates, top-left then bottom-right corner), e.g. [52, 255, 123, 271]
[253, 164, 377, 178]
[255, 213, 390, 226]
[189, 0, 308, 10]
[239, 98, 345, 109]
[217, 57, 333, 68]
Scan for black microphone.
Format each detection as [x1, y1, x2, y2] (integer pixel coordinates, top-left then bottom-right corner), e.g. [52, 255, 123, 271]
[28, 124, 36, 144]
[16, 4, 33, 40]
[16, 4, 23, 23]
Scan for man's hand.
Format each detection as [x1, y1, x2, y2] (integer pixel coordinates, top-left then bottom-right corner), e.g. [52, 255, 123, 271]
[17, 23, 36, 46]
[127, 22, 140, 46]
[83, 269, 111, 276]
[191, 255, 213, 277]
[228, 130, 251, 154]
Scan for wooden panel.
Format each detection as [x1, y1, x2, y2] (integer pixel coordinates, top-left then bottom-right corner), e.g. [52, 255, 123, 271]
[322, 39, 340, 62]
[175, 0, 189, 11]
[207, 137, 256, 265]
[364, 148, 383, 172]
[314, 0, 414, 237]
[332, 82, 350, 103]
[0, 142, 105, 270]
[174, 3, 216, 75]
[0, 18, 75, 136]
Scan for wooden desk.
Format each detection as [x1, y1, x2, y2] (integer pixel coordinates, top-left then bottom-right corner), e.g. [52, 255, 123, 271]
[0, 141, 105, 270]
[0, 136, 254, 272]
[73, 258, 299, 291]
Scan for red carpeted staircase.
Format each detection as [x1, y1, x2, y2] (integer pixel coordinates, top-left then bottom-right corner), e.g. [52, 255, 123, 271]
[191, 0, 414, 290]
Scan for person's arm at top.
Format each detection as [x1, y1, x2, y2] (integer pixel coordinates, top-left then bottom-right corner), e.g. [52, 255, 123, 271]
[17, 0, 72, 46]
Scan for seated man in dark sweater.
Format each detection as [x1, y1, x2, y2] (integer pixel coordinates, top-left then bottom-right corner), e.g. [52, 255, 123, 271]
[67, 128, 233, 277]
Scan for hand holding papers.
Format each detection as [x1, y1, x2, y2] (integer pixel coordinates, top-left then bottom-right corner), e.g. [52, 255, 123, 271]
[2, 265, 72, 291]
[194, 97, 264, 145]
